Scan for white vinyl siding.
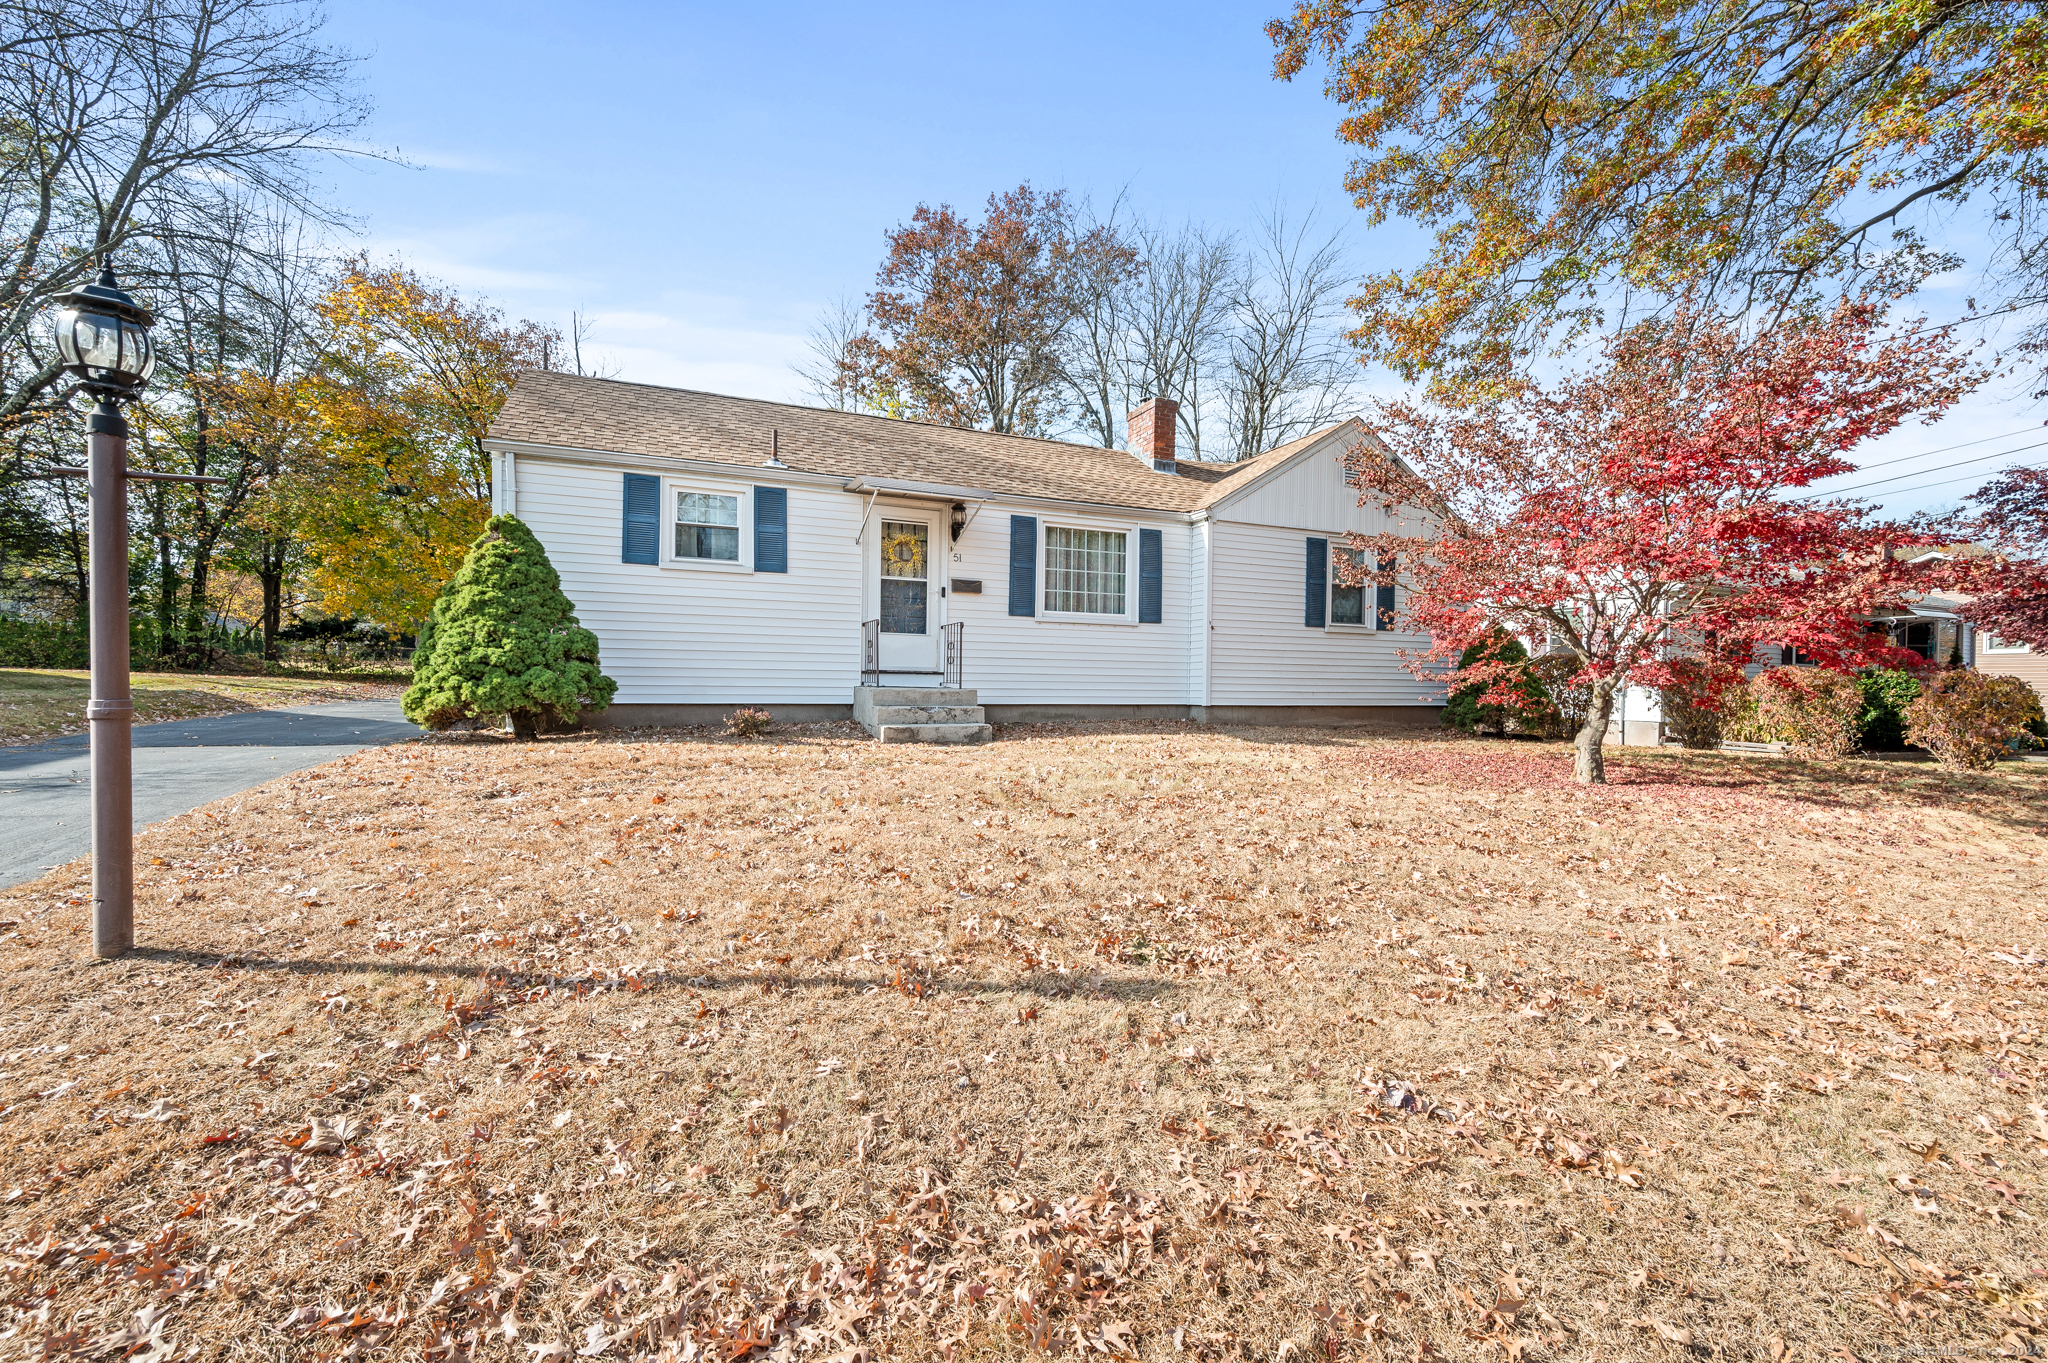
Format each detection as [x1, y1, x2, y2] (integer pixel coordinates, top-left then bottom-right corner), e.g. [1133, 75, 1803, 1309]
[1206, 519, 1442, 707]
[1188, 519, 1212, 709]
[498, 415, 1443, 715]
[512, 459, 857, 705]
[943, 509, 1191, 706]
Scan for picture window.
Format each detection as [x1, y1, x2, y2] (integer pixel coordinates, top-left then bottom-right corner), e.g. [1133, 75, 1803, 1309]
[1045, 526, 1127, 615]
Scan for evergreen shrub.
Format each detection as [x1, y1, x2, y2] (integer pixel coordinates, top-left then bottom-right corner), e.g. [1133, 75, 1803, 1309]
[1441, 633, 1544, 734]
[1854, 669, 1921, 751]
[401, 515, 615, 740]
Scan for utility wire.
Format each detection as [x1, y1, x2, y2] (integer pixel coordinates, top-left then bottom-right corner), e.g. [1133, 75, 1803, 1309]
[1794, 438, 2048, 500]
[1830, 422, 2044, 474]
[1835, 467, 2024, 501]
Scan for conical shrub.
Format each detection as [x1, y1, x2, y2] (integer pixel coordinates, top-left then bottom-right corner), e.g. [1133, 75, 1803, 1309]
[401, 514, 616, 739]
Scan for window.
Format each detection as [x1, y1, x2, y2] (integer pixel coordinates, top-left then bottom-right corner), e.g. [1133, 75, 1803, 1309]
[1330, 546, 1366, 625]
[1045, 526, 1127, 615]
[1900, 621, 1934, 660]
[674, 491, 739, 561]
[1981, 632, 2031, 653]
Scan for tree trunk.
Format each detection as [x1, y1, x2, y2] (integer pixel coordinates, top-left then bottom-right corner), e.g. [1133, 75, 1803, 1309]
[155, 533, 176, 668]
[260, 540, 284, 661]
[509, 709, 537, 742]
[1575, 680, 1618, 784]
[183, 546, 213, 669]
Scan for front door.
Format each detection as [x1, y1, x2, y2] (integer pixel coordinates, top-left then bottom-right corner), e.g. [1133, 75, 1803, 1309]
[873, 512, 940, 673]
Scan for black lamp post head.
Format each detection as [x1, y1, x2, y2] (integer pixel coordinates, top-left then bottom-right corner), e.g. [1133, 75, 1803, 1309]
[51, 257, 156, 401]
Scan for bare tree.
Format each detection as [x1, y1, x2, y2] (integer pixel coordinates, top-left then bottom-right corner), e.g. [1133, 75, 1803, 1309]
[1063, 215, 1239, 457]
[793, 294, 872, 411]
[1061, 191, 1141, 448]
[1220, 210, 1357, 461]
[538, 309, 617, 378]
[0, 0, 368, 431]
[567, 310, 619, 378]
[814, 188, 1359, 465]
[1123, 221, 1237, 460]
[133, 192, 334, 662]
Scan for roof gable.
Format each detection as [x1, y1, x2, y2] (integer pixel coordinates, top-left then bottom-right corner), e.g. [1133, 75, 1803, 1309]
[1192, 420, 1370, 514]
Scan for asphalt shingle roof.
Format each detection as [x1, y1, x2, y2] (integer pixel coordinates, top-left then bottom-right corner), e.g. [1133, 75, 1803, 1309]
[488, 371, 1338, 513]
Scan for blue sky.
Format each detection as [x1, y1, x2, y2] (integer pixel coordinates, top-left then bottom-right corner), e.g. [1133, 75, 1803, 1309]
[320, 0, 2040, 515]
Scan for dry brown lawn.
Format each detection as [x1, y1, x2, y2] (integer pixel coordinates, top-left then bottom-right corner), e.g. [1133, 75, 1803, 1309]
[0, 670, 403, 747]
[0, 722, 2043, 1362]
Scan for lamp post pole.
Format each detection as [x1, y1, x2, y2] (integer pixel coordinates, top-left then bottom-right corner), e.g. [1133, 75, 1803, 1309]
[46, 259, 215, 961]
[87, 398, 134, 957]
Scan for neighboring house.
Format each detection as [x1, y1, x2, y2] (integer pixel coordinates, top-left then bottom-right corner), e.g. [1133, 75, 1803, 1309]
[1976, 631, 2048, 705]
[1607, 586, 2006, 746]
[482, 372, 1445, 733]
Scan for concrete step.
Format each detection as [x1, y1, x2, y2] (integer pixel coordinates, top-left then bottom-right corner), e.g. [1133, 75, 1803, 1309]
[878, 722, 992, 745]
[859, 686, 977, 706]
[870, 704, 985, 726]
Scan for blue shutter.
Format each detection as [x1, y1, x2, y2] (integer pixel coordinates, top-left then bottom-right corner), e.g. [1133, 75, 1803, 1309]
[1138, 527, 1162, 623]
[1304, 537, 1327, 628]
[753, 486, 788, 572]
[1008, 515, 1037, 616]
[622, 473, 659, 565]
[1375, 553, 1397, 630]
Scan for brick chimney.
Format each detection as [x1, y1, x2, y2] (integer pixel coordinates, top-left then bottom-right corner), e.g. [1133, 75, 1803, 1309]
[1128, 396, 1179, 473]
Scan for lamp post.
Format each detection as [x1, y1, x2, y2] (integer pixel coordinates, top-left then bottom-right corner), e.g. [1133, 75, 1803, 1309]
[46, 260, 198, 959]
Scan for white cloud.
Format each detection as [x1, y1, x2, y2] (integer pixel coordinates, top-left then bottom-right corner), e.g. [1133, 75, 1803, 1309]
[331, 139, 503, 174]
[355, 214, 596, 296]
[574, 306, 812, 404]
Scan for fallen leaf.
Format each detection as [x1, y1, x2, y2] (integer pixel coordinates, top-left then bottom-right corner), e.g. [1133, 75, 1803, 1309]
[1635, 1317, 1693, 1346]
[301, 1113, 367, 1154]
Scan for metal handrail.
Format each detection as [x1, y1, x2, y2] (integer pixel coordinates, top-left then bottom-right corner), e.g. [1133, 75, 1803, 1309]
[944, 621, 964, 689]
[860, 619, 880, 686]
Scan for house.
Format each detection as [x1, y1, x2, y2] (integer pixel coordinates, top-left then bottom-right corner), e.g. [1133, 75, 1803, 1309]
[1604, 585, 2011, 747]
[1887, 553, 2048, 708]
[482, 372, 1444, 737]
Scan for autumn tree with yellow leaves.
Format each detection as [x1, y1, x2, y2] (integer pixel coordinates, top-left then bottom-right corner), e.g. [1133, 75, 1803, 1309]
[1268, 0, 2048, 392]
[288, 259, 562, 631]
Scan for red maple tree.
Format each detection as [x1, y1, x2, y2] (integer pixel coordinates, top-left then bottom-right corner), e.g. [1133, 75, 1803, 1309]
[1346, 302, 1980, 783]
[1930, 465, 2048, 649]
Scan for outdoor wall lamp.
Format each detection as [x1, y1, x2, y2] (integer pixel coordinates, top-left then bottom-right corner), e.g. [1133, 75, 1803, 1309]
[950, 502, 967, 542]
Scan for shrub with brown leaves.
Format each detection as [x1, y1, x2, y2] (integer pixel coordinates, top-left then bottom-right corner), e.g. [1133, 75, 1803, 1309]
[724, 707, 773, 738]
[1657, 657, 1742, 751]
[1750, 666, 1864, 757]
[1905, 670, 2044, 769]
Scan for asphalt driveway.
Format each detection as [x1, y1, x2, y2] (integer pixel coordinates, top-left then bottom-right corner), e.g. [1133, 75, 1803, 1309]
[0, 699, 419, 890]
